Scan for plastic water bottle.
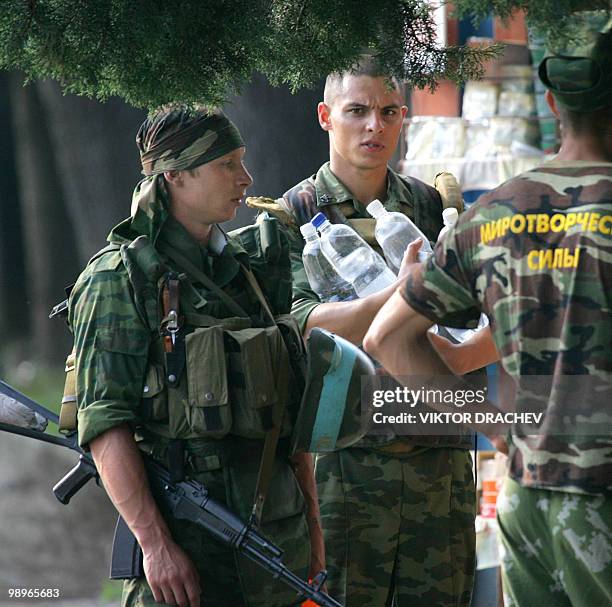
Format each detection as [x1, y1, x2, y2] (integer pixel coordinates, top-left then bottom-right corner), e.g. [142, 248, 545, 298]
[311, 212, 396, 298]
[366, 199, 433, 272]
[433, 207, 490, 342]
[300, 223, 356, 302]
[438, 207, 459, 242]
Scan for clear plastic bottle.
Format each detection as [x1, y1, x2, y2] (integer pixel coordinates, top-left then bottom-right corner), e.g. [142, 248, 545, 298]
[300, 223, 356, 302]
[437, 207, 459, 242]
[311, 212, 396, 298]
[366, 199, 433, 272]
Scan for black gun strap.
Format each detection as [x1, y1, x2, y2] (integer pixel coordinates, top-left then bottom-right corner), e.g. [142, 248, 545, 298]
[239, 266, 288, 527]
[163, 248, 253, 320]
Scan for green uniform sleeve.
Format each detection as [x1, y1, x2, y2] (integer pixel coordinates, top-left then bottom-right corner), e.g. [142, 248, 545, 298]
[401, 216, 481, 329]
[69, 262, 150, 448]
[286, 223, 322, 334]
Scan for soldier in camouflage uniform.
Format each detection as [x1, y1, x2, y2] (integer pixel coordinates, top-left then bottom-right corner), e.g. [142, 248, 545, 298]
[366, 11, 612, 606]
[68, 106, 322, 607]
[248, 58, 476, 606]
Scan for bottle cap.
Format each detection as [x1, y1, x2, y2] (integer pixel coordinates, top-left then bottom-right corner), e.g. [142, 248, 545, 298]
[366, 199, 385, 218]
[311, 212, 328, 229]
[442, 207, 459, 226]
[300, 223, 317, 239]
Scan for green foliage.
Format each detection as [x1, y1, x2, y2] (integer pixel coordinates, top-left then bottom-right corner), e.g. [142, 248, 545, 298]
[0, 0, 501, 108]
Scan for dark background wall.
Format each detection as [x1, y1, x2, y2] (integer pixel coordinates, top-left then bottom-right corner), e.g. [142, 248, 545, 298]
[223, 73, 327, 230]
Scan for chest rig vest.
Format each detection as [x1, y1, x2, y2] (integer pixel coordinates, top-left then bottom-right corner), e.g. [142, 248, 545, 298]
[132, 225, 305, 448]
[61, 217, 305, 450]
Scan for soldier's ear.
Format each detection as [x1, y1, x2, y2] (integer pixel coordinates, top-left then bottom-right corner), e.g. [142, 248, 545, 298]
[318, 102, 332, 131]
[544, 90, 560, 118]
[163, 170, 183, 186]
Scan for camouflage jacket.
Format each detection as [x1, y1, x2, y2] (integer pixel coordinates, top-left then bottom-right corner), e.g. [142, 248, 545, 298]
[402, 160, 612, 495]
[68, 176, 292, 449]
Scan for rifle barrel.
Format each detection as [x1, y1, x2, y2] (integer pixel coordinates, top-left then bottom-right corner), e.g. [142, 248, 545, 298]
[0, 421, 74, 449]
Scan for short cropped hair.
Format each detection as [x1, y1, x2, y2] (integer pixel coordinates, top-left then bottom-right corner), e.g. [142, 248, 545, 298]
[557, 102, 612, 140]
[323, 55, 403, 104]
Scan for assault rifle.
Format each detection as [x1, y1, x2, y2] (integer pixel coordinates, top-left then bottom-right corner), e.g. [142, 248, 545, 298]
[0, 379, 342, 607]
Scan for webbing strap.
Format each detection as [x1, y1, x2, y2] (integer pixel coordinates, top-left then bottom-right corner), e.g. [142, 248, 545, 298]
[243, 264, 287, 526]
[239, 266, 275, 325]
[163, 248, 253, 320]
[310, 340, 357, 452]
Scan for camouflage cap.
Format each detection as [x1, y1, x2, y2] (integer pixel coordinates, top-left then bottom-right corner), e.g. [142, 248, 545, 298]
[538, 11, 612, 112]
[137, 106, 244, 176]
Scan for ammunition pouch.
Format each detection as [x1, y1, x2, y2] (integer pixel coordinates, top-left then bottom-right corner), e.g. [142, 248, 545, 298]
[140, 298, 305, 442]
[434, 172, 464, 213]
[228, 214, 292, 315]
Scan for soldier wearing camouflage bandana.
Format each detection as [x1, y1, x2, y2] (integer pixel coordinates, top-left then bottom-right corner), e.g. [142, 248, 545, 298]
[68, 106, 322, 607]
[248, 58, 476, 606]
[366, 10, 612, 607]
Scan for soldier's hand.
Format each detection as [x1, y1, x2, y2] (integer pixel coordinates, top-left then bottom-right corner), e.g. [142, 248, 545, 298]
[397, 238, 423, 280]
[143, 537, 201, 607]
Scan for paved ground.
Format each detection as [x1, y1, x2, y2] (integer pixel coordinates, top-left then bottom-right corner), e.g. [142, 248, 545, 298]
[0, 433, 118, 598]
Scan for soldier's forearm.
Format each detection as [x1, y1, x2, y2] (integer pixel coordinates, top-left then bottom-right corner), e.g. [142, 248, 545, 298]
[289, 452, 320, 525]
[303, 278, 401, 345]
[290, 452, 325, 575]
[89, 424, 173, 552]
[365, 289, 451, 376]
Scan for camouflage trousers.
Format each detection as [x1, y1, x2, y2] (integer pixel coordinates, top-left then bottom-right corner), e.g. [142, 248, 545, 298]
[122, 455, 310, 607]
[497, 476, 612, 607]
[315, 446, 476, 607]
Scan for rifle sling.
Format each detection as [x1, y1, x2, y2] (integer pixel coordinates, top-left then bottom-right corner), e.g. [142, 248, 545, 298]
[163, 248, 254, 321]
[239, 266, 285, 526]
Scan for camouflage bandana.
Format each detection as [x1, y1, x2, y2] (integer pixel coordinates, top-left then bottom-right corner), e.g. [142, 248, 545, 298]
[137, 108, 244, 176]
[538, 11, 612, 112]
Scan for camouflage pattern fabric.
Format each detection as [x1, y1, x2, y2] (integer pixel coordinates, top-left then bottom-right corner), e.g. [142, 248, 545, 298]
[121, 458, 310, 607]
[137, 107, 244, 176]
[538, 10, 612, 112]
[497, 476, 612, 606]
[279, 163, 475, 606]
[69, 177, 309, 607]
[316, 448, 476, 607]
[402, 160, 612, 496]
